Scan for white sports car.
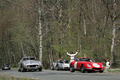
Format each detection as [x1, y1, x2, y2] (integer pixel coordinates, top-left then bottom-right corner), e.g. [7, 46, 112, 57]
[51, 59, 70, 70]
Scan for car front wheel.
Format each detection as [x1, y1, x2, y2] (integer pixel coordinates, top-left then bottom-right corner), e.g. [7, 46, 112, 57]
[99, 70, 104, 73]
[39, 67, 42, 71]
[21, 65, 26, 72]
[56, 64, 59, 70]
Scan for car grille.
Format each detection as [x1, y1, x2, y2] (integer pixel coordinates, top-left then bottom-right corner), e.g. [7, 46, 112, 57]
[27, 65, 38, 67]
[92, 68, 101, 70]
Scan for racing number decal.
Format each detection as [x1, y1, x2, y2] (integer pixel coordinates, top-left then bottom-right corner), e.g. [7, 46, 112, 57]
[74, 62, 77, 69]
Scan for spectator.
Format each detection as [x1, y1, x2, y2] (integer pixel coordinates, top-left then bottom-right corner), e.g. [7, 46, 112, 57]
[106, 59, 110, 69]
[102, 56, 110, 69]
[65, 50, 79, 63]
[84, 54, 86, 57]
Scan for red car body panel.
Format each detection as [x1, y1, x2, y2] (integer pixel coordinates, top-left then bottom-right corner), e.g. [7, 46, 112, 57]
[70, 57, 105, 72]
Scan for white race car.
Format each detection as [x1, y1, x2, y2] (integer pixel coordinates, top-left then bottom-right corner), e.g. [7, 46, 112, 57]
[51, 59, 70, 70]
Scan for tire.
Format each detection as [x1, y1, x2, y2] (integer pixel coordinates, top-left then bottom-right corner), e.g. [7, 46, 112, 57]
[21, 65, 26, 72]
[39, 67, 42, 71]
[56, 64, 59, 70]
[87, 71, 91, 73]
[99, 70, 104, 73]
[18, 69, 21, 72]
[51, 64, 54, 70]
[81, 65, 85, 73]
[70, 65, 75, 72]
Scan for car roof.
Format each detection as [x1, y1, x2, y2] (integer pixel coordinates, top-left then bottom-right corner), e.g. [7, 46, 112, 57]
[78, 57, 91, 59]
[23, 56, 35, 58]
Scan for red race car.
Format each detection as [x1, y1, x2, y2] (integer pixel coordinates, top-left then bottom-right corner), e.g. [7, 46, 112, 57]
[70, 57, 105, 73]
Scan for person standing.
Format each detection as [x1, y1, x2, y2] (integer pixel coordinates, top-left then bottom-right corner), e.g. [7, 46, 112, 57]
[102, 56, 110, 69]
[106, 59, 110, 69]
[65, 50, 79, 63]
[84, 54, 86, 57]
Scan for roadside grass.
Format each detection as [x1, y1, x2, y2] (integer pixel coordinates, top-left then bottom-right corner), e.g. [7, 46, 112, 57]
[105, 68, 120, 73]
[0, 74, 36, 80]
[75, 68, 120, 73]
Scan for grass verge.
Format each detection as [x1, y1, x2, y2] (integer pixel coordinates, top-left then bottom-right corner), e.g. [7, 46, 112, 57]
[0, 74, 36, 80]
[105, 68, 120, 73]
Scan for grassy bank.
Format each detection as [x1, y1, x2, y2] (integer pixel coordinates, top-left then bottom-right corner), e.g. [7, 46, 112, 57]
[0, 74, 36, 80]
[105, 68, 120, 73]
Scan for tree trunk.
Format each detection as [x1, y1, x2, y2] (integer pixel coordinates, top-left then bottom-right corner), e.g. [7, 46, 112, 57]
[58, 0, 62, 58]
[83, 14, 86, 37]
[110, 0, 116, 67]
[38, 0, 43, 63]
[21, 42, 26, 57]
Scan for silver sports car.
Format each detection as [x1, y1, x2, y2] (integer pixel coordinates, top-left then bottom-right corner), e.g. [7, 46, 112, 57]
[18, 57, 42, 72]
[51, 59, 70, 70]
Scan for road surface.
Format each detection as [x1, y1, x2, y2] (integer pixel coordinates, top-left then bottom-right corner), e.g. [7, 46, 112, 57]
[0, 69, 120, 80]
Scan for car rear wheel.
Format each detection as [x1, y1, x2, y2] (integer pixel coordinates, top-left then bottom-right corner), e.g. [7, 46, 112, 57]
[81, 65, 85, 73]
[70, 65, 75, 72]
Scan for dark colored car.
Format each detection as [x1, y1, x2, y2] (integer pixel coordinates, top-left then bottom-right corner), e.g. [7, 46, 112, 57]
[2, 64, 11, 70]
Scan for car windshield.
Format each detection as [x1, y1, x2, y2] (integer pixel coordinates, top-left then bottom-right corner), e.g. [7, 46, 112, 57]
[23, 57, 36, 61]
[4, 64, 9, 67]
[64, 60, 69, 63]
[30, 58, 35, 60]
[59, 60, 63, 63]
[23, 58, 29, 60]
[78, 58, 94, 62]
[58, 60, 69, 63]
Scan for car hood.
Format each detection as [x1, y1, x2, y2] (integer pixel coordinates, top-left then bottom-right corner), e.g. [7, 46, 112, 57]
[86, 62, 104, 67]
[63, 63, 69, 65]
[23, 60, 41, 65]
[59, 63, 70, 67]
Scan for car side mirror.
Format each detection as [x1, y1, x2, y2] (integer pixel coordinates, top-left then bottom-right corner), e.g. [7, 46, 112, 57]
[76, 59, 79, 62]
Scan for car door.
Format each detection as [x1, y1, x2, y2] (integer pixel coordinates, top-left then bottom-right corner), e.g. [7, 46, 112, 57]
[74, 59, 79, 69]
[76, 58, 82, 70]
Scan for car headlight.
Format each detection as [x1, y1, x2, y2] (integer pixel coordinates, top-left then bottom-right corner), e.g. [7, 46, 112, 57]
[87, 63, 91, 67]
[23, 63, 27, 66]
[93, 63, 100, 67]
[101, 64, 104, 67]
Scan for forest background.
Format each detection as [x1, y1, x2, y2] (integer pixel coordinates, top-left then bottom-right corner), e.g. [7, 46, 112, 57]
[0, 0, 120, 69]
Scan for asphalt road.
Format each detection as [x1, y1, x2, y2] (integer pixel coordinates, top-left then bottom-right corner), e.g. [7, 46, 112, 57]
[0, 69, 120, 80]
